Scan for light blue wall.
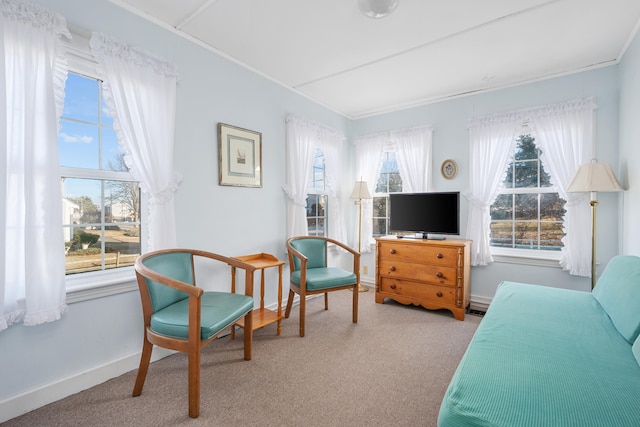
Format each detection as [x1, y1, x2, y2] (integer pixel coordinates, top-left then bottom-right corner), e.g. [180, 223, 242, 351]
[619, 28, 640, 255]
[352, 66, 621, 298]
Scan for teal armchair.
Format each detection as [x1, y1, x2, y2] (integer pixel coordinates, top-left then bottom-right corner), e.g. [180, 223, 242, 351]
[285, 236, 360, 337]
[132, 249, 256, 418]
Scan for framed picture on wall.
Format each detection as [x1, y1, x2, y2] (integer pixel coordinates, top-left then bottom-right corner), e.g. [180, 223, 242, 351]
[218, 123, 262, 187]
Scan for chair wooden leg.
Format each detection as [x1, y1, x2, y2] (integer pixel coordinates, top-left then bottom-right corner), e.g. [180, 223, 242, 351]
[299, 294, 306, 337]
[243, 310, 253, 361]
[132, 337, 153, 397]
[188, 347, 201, 418]
[284, 289, 294, 318]
[324, 292, 328, 310]
[352, 284, 358, 324]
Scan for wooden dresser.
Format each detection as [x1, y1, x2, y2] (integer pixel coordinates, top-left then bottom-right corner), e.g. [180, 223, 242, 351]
[375, 236, 472, 320]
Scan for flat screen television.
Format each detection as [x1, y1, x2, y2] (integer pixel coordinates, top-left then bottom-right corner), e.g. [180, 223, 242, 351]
[389, 192, 460, 239]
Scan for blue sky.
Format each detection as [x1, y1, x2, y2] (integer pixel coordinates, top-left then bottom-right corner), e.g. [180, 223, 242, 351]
[60, 72, 124, 208]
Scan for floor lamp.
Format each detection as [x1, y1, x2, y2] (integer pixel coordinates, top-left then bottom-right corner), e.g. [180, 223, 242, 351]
[350, 180, 371, 292]
[567, 159, 623, 290]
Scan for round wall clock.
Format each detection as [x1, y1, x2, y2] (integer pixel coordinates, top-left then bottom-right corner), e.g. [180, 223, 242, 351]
[441, 159, 458, 180]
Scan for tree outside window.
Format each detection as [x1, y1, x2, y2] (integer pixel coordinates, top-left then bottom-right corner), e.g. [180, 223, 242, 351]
[490, 134, 566, 251]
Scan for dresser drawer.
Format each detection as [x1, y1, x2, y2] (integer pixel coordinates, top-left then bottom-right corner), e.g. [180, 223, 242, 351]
[378, 242, 460, 267]
[379, 278, 456, 306]
[378, 259, 457, 286]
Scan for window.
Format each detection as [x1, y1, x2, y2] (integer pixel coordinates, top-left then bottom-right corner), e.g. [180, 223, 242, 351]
[372, 151, 403, 237]
[306, 148, 327, 236]
[490, 134, 566, 251]
[60, 72, 141, 275]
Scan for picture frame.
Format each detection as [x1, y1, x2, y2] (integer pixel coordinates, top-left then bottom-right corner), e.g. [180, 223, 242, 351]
[441, 159, 458, 180]
[218, 123, 262, 187]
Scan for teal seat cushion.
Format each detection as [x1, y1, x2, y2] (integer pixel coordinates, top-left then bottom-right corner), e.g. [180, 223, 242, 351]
[291, 267, 356, 291]
[634, 336, 640, 367]
[150, 291, 253, 340]
[592, 255, 640, 343]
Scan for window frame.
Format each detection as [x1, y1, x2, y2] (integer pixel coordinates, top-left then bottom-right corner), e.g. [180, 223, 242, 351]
[372, 151, 402, 238]
[489, 134, 564, 264]
[306, 147, 328, 237]
[61, 30, 145, 301]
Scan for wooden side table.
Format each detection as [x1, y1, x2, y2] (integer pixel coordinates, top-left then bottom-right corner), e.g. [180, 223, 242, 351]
[230, 253, 285, 337]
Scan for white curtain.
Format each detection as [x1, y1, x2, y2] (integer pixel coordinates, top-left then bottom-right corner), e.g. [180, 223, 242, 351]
[90, 33, 180, 251]
[283, 115, 315, 237]
[353, 126, 433, 252]
[533, 98, 595, 276]
[283, 114, 346, 240]
[318, 127, 348, 243]
[465, 115, 518, 266]
[392, 126, 433, 192]
[353, 134, 387, 253]
[1, 0, 70, 331]
[466, 98, 595, 272]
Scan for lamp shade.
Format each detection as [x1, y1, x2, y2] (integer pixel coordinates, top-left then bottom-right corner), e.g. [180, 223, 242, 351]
[567, 161, 624, 193]
[357, 0, 399, 19]
[350, 181, 371, 200]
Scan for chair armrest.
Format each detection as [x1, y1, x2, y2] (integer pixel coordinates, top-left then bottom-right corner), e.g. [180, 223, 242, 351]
[322, 237, 360, 275]
[135, 259, 204, 297]
[192, 249, 257, 298]
[286, 241, 309, 272]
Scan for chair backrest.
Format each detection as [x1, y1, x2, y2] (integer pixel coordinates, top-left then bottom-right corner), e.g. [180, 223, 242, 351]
[139, 251, 195, 312]
[289, 237, 327, 271]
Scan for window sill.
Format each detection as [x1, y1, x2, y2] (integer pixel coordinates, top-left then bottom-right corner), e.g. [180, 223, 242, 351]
[491, 248, 562, 268]
[65, 267, 138, 304]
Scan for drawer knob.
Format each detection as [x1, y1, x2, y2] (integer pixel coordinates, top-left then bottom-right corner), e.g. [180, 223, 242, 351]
[390, 284, 397, 290]
[390, 249, 396, 254]
[389, 266, 396, 272]
[436, 253, 443, 259]
[437, 292, 443, 297]
[436, 272, 443, 278]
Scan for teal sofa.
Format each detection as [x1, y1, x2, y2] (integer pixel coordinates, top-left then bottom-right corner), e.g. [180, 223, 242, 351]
[438, 255, 640, 426]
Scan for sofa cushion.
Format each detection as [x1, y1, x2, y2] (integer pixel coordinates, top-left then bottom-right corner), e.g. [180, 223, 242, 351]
[592, 255, 640, 343]
[634, 336, 640, 367]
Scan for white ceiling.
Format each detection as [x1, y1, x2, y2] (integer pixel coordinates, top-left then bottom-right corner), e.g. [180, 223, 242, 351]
[112, 0, 640, 119]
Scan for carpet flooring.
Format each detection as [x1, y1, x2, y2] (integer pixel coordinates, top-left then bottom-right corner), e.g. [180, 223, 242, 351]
[4, 289, 482, 427]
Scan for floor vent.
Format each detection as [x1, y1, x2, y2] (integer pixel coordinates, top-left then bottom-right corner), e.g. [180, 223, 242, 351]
[467, 308, 486, 317]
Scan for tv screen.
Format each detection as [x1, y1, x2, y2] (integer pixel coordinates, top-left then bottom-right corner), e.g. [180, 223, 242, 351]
[389, 192, 460, 238]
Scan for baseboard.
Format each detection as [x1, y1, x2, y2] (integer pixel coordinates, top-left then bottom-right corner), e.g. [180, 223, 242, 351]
[469, 294, 492, 312]
[0, 347, 174, 423]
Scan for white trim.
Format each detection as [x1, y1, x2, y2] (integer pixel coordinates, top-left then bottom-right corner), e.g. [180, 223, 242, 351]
[491, 246, 562, 268]
[65, 267, 138, 303]
[469, 294, 492, 312]
[0, 348, 174, 424]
